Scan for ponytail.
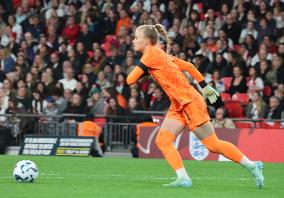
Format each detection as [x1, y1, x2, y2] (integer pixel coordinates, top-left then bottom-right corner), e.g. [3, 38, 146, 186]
[154, 24, 171, 53]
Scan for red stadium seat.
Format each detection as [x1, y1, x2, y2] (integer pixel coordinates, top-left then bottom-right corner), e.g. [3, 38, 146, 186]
[234, 121, 255, 128]
[256, 121, 282, 129]
[94, 118, 107, 128]
[232, 93, 250, 105]
[220, 93, 232, 102]
[263, 86, 272, 97]
[221, 77, 232, 91]
[224, 101, 245, 118]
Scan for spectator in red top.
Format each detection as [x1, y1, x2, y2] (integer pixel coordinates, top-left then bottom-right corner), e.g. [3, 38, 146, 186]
[61, 16, 80, 45]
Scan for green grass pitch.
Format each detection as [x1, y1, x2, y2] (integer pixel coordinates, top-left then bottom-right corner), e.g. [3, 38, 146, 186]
[0, 155, 283, 198]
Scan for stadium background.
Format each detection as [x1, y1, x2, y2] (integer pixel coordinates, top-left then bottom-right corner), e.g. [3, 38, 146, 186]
[0, 0, 284, 197]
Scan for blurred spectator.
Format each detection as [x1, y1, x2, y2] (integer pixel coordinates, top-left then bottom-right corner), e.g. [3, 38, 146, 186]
[68, 47, 82, 75]
[96, 71, 112, 90]
[266, 54, 284, 87]
[77, 23, 95, 51]
[264, 96, 283, 119]
[72, 45, 87, 66]
[221, 14, 241, 44]
[229, 66, 247, 95]
[115, 73, 130, 100]
[125, 97, 142, 123]
[16, 87, 32, 112]
[0, 87, 9, 119]
[42, 96, 58, 116]
[106, 97, 125, 122]
[88, 87, 105, 115]
[246, 92, 267, 119]
[247, 67, 264, 99]
[51, 88, 67, 114]
[274, 84, 284, 101]
[63, 93, 86, 122]
[59, 67, 77, 91]
[8, 32, 20, 55]
[212, 70, 225, 93]
[82, 63, 97, 84]
[7, 15, 22, 43]
[239, 21, 258, 44]
[258, 60, 271, 84]
[0, 47, 15, 73]
[116, 9, 130, 36]
[48, 52, 63, 80]
[150, 87, 170, 111]
[61, 16, 80, 45]
[32, 89, 47, 114]
[26, 15, 44, 40]
[251, 44, 272, 67]
[45, 0, 65, 20]
[211, 107, 236, 128]
[41, 70, 56, 96]
[256, 17, 273, 44]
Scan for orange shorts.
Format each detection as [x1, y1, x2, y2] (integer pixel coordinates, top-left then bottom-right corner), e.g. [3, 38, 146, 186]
[166, 94, 210, 131]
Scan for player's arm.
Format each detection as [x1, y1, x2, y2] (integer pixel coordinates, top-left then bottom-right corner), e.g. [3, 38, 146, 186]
[172, 56, 206, 85]
[126, 63, 149, 85]
[173, 56, 220, 104]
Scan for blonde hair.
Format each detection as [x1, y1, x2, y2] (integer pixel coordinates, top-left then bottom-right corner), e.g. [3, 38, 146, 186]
[138, 24, 171, 53]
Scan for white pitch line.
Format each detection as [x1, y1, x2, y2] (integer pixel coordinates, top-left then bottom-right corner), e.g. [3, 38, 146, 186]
[0, 175, 253, 181]
[0, 176, 65, 179]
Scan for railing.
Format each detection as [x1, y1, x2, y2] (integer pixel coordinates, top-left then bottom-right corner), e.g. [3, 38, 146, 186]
[0, 113, 283, 152]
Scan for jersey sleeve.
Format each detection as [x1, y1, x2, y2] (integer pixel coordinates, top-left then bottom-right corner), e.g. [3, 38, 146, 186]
[140, 46, 157, 69]
[172, 56, 204, 83]
[126, 66, 145, 85]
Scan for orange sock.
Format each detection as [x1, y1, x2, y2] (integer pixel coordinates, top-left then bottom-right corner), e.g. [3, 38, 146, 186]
[201, 133, 244, 163]
[155, 129, 184, 171]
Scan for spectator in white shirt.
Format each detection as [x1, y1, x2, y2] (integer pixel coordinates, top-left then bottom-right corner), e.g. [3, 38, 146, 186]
[45, 0, 65, 20]
[239, 21, 258, 43]
[195, 41, 213, 62]
[59, 67, 77, 91]
[247, 67, 264, 99]
[7, 15, 22, 43]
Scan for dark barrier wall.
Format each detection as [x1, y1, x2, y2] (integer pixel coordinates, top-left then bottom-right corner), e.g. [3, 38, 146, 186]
[137, 126, 284, 162]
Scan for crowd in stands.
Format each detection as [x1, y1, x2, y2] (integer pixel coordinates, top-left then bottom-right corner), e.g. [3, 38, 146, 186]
[0, 0, 284, 128]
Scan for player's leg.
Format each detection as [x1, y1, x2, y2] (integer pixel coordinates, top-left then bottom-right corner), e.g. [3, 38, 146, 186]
[193, 121, 264, 189]
[155, 113, 192, 187]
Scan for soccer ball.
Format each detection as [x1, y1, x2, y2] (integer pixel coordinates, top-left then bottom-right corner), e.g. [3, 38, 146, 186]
[13, 160, 39, 182]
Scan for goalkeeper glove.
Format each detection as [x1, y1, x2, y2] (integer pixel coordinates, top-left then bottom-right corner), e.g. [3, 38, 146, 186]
[199, 81, 220, 104]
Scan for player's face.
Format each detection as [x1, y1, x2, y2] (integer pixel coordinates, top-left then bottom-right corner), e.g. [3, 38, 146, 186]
[133, 29, 147, 52]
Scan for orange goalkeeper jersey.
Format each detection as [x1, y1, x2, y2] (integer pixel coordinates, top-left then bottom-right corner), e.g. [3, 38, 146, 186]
[139, 46, 204, 111]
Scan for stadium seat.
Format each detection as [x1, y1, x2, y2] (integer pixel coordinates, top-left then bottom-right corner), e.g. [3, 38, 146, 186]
[234, 121, 255, 128]
[94, 118, 107, 128]
[263, 86, 272, 97]
[232, 93, 250, 105]
[256, 121, 282, 129]
[224, 101, 245, 118]
[101, 42, 112, 57]
[221, 77, 232, 91]
[220, 93, 232, 102]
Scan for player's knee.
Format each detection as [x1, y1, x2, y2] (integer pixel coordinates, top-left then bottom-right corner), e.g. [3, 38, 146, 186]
[155, 130, 174, 150]
[155, 134, 165, 149]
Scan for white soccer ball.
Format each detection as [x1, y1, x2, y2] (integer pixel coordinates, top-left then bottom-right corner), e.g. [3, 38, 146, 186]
[13, 160, 39, 182]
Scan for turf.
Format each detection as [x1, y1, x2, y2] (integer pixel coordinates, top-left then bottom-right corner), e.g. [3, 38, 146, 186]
[0, 155, 283, 198]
